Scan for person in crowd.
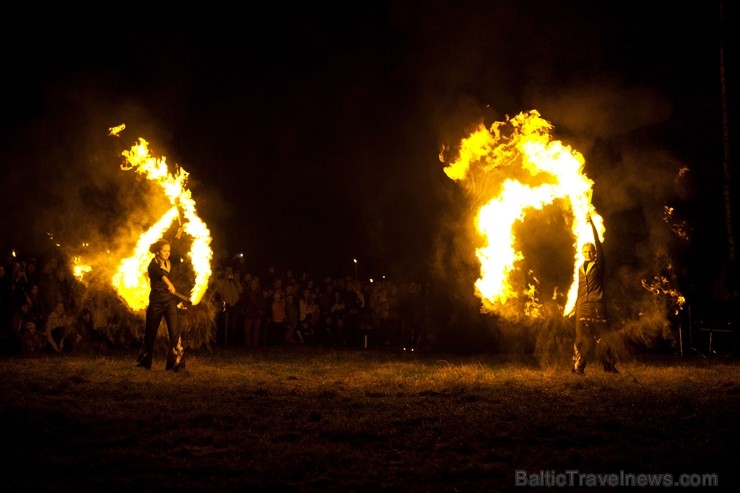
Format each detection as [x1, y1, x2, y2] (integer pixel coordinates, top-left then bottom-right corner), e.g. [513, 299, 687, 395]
[330, 290, 346, 346]
[11, 260, 30, 306]
[343, 279, 365, 346]
[315, 283, 334, 345]
[44, 301, 76, 353]
[38, 257, 60, 310]
[571, 215, 618, 374]
[269, 291, 288, 343]
[241, 276, 264, 348]
[136, 239, 185, 371]
[25, 283, 45, 329]
[24, 259, 40, 287]
[53, 266, 74, 310]
[283, 292, 298, 343]
[1, 300, 28, 354]
[298, 288, 318, 343]
[215, 266, 243, 346]
[78, 307, 108, 352]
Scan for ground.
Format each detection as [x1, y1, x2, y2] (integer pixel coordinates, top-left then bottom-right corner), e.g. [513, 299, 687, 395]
[1, 346, 737, 492]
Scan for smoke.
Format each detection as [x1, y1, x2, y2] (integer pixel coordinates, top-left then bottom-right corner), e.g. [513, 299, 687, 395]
[536, 79, 691, 351]
[431, 83, 690, 359]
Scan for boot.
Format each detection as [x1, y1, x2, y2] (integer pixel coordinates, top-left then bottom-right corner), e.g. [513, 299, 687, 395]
[166, 338, 185, 371]
[136, 351, 152, 370]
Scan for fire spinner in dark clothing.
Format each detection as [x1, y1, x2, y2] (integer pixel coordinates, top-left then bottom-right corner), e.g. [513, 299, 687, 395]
[572, 217, 617, 374]
[137, 239, 185, 372]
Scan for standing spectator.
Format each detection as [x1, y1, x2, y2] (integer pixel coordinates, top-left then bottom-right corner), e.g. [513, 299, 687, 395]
[298, 288, 317, 343]
[241, 277, 264, 348]
[343, 279, 365, 346]
[215, 266, 243, 346]
[283, 292, 298, 343]
[269, 292, 289, 343]
[370, 279, 391, 346]
[330, 290, 346, 346]
[315, 283, 334, 345]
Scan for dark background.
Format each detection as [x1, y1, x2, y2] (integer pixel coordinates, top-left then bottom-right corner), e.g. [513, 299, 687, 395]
[1, 2, 737, 306]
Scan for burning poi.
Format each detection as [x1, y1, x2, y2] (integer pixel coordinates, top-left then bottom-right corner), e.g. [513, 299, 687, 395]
[109, 125, 213, 312]
[443, 110, 604, 319]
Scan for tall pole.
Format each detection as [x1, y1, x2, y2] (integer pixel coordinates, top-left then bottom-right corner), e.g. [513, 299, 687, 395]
[718, 0, 736, 272]
[353, 258, 358, 280]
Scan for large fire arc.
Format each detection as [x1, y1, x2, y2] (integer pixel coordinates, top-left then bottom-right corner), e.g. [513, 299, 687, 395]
[443, 110, 604, 319]
[109, 127, 213, 312]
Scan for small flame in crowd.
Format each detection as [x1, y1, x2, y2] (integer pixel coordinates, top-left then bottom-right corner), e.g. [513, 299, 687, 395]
[111, 133, 213, 311]
[72, 256, 92, 282]
[443, 110, 604, 318]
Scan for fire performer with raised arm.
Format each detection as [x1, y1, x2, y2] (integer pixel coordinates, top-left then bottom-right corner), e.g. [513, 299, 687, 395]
[572, 215, 618, 374]
[136, 238, 185, 372]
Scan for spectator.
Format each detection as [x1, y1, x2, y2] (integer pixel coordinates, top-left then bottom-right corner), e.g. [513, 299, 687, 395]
[269, 291, 289, 343]
[343, 279, 364, 346]
[330, 290, 346, 346]
[241, 277, 264, 348]
[215, 266, 243, 346]
[44, 301, 76, 353]
[25, 283, 46, 330]
[283, 292, 298, 343]
[14, 300, 44, 353]
[2, 300, 28, 355]
[298, 288, 317, 343]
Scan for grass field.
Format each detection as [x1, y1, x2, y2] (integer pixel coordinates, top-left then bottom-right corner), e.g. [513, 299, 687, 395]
[1, 345, 738, 492]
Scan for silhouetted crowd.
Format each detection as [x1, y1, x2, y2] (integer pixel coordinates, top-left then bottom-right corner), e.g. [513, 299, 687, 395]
[0, 251, 431, 356]
[209, 263, 430, 351]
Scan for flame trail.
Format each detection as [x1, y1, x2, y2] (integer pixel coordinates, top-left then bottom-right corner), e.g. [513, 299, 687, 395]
[111, 135, 213, 311]
[443, 110, 603, 318]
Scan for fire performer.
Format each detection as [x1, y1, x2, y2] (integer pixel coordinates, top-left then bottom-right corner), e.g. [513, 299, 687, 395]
[136, 238, 185, 372]
[572, 215, 618, 374]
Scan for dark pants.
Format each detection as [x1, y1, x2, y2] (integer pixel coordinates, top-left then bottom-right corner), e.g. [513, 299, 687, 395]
[572, 303, 616, 372]
[138, 300, 183, 369]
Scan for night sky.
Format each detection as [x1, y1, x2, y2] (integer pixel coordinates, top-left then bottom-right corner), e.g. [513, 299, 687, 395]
[1, 2, 737, 301]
